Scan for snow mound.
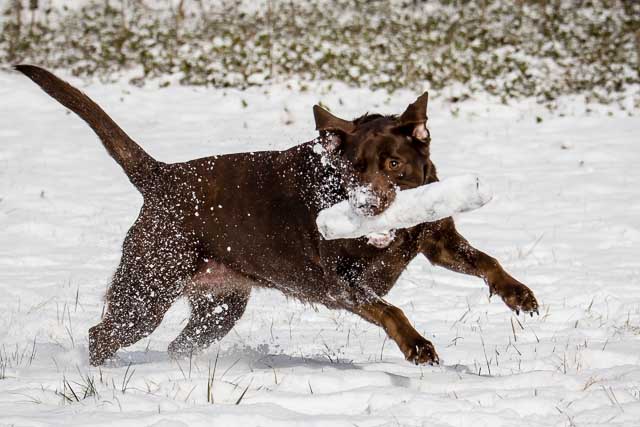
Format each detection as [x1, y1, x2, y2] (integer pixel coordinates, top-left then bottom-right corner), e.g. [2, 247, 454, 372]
[316, 175, 493, 240]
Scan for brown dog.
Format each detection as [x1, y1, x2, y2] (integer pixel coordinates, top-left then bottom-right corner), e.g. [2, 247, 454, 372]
[16, 65, 538, 366]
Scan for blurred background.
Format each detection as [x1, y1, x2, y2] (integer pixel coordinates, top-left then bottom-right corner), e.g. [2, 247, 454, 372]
[1, 0, 638, 108]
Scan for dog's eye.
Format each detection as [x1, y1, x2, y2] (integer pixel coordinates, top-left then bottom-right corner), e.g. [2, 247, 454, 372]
[386, 159, 401, 170]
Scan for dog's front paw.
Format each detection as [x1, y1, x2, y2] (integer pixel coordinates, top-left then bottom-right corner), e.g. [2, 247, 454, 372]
[400, 335, 439, 365]
[492, 279, 539, 316]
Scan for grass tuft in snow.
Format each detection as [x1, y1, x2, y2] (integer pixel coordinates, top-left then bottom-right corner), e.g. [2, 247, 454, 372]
[0, 339, 37, 379]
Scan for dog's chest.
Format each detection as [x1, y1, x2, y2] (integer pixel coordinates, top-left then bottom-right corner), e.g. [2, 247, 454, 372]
[326, 226, 423, 296]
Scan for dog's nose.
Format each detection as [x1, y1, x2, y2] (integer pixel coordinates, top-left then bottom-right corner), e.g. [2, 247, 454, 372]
[349, 185, 380, 216]
[367, 192, 395, 216]
[348, 183, 396, 216]
[356, 202, 382, 215]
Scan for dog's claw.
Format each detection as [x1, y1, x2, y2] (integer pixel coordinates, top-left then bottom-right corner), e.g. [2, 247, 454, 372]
[403, 337, 439, 366]
[493, 280, 539, 317]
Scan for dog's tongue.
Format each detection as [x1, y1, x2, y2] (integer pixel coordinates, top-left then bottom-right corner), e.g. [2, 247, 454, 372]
[366, 230, 396, 248]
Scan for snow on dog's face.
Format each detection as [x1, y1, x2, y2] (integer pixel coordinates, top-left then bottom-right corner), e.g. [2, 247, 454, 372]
[313, 92, 432, 216]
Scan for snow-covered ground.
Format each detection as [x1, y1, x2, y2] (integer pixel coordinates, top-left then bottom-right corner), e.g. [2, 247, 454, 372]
[1, 70, 639, 426]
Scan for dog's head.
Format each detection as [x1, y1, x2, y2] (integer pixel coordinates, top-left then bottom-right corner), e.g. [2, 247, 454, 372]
[313, 92, 432, 216]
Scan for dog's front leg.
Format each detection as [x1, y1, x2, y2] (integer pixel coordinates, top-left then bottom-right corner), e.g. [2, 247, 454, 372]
[420, 218, 539, 315]
[341, 295, 439, 365]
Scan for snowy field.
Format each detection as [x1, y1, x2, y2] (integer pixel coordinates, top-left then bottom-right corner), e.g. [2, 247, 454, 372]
[1, 70, 639, 426]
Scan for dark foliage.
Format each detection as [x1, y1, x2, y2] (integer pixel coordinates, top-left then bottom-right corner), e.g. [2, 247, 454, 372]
[2, 0, 638, 104]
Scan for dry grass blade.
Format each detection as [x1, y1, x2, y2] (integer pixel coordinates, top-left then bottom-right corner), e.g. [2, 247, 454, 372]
[235, 378, 253, 405]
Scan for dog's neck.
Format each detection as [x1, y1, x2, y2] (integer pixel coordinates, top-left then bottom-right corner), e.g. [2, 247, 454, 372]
[286, 138, 354, 213]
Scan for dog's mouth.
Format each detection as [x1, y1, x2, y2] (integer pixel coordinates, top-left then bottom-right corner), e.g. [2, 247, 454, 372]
[348, 184, 396, 216]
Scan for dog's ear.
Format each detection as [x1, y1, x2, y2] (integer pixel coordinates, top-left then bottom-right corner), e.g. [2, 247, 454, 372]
[313, 105, 355, 135]
[397, 92, 429, 142]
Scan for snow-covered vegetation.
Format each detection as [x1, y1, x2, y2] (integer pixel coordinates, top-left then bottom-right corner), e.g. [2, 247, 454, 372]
[1, 0, 639, 106]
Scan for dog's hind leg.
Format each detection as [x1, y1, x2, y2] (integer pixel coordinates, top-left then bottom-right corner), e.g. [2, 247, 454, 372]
[89, 216, 200, 366]
[168, 262, 252, 357]
[168, 287, 250, 357]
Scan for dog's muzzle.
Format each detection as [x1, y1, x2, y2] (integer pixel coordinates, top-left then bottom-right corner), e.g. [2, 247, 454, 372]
[348, 183, 396, 216]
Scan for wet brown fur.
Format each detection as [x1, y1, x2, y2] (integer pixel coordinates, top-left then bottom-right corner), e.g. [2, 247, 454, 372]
[15, 65, 538, 366]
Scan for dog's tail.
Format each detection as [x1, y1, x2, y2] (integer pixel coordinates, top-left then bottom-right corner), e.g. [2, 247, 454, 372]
[14, 64, 159, 194]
